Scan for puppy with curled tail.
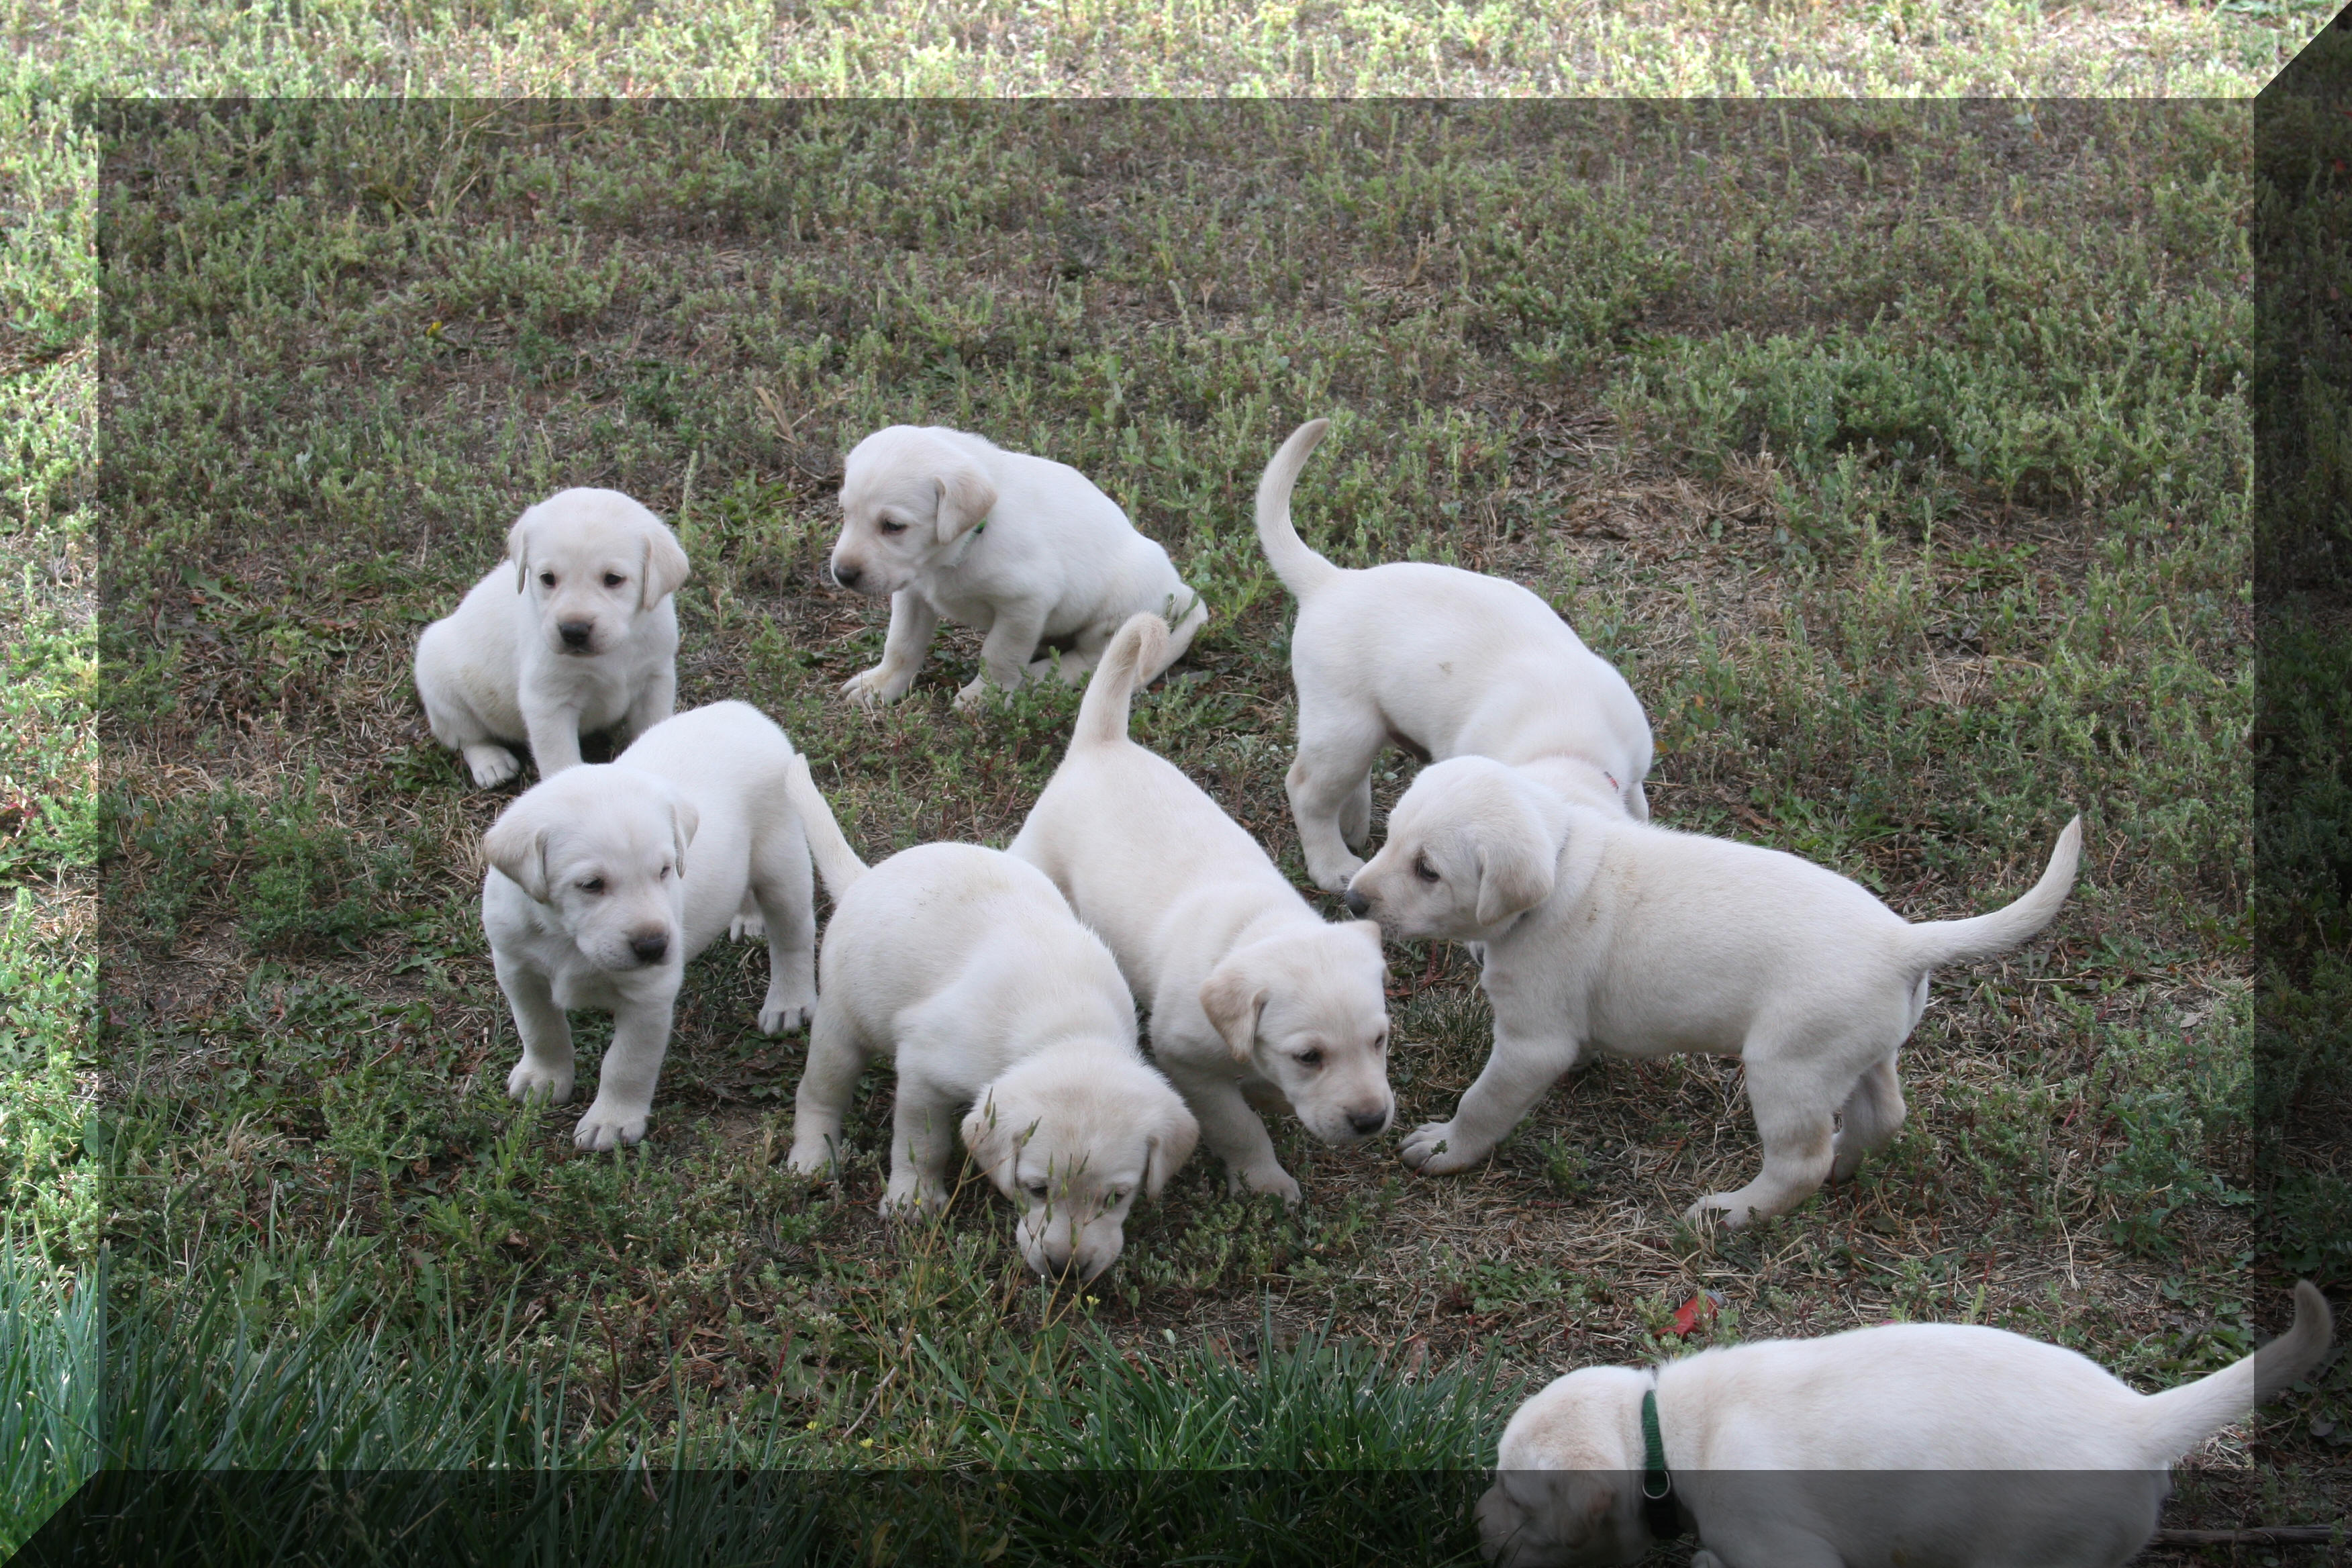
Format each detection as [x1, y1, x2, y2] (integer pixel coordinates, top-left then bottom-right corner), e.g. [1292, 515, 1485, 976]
[1254, 418, 1653, 891]
[1346, 754, 2081, 1224]
[1478, 1281, 2334, 1568]
[1010, 611, 1393, 1205]
[783, 756, 1197, 1282]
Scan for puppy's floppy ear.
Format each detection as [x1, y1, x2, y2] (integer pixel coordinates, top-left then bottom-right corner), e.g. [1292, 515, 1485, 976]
[1142, 1093, 1200, 1199]
[483, 803, 554, 903]
[505, 507, 537, 594]
[1344, 918, 1387, 960]
[1199, 958, 1269, 1063]
[638, 521, 691, 611]
[669, 795, 699, 879]
[932, 458, 997, 545]
[1473, 820, 1555, 927]
[960, 1088, 1028, 1181]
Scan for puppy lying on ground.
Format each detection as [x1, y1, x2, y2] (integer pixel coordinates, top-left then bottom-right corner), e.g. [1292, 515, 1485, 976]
[1255, 419, 1653, 891]
[1010, 612, 1391, 1205]
[783, 758, 1197, 1281]
[1344, 758, 2081, 1224]
[828, 425, 1208, 710]
[481, 701, 815, 1151]
[416, 487, 689, 787]
[1477, 1281, 2335, 1568]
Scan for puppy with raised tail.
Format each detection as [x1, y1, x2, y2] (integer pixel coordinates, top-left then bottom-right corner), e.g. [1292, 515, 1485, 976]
[828, 425, 1208, 710]
[783, 759, 1198, 1281]
[1345, 758, 2081, 1224]
[1477, 1281, 2335, 1568]
[1010, 611, 1392, 1205]
[1255, 418, 1653, 891]
[480, 701, 816, 1151]
[417, 487, 690, 788]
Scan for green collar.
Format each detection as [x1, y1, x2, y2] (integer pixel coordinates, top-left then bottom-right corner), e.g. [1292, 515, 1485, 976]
[1640, 1385, 1684, 1539]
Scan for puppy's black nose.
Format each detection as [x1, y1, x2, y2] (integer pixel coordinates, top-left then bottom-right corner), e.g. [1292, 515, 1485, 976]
[1342, 888, 1369, 916]
[629, 931, 669, 963]
[832, 563, 861, 590]
[1347, 1107, 1389, 1137]
[558, 620, 593, 648]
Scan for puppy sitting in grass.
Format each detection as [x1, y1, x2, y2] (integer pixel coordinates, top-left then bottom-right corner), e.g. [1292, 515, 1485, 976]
[783, 758, 1197, 1283]
[481, 701, 816, 1151]
[1254, 418, 1653, 891]
[1011, 611, 1392, 1205]
[827, 424, 1208, 711]
[416, 487, 689, 788]
[1344, 758, 2081, 1225]
[1477, 1281, 2334, 1568]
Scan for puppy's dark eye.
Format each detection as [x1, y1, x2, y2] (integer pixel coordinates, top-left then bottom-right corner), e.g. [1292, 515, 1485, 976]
[658, 864, 673, 879]
[1414, 853, 1440, 883]
[539, 571, 556, 587]
[878, 520, 907, 536]
[1107, 1189, 1128, 1206]
[603, 572, 624, 587]
[1026, 1181, 1050, 1200]
[579, 877, 605, 894]
[1297, 1048, 1325, 1069]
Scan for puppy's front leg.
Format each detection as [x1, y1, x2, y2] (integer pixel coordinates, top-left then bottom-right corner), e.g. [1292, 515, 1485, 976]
[496, 954, 575, 1105]
[883, 1077, 961, 1216]
[520, 699, 587, 777]
[618, 664, 676, 748]
[750, 840, 818, 1035]
[843, 591, 939, 707]
[1400, 1015, 1581, 1176]
[957, 604, 1050, 709]
[1165, 1063, 1302, 1205]
[572, 989, 678, 1152]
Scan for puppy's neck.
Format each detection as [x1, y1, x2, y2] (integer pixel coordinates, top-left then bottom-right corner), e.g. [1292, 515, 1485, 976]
[1512, 754, 1628, 816]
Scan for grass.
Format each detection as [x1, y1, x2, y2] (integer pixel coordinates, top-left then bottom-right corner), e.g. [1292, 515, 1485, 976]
[0, 70, 2343, 1568]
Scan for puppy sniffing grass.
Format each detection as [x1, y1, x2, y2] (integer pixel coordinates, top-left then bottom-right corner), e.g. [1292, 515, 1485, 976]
[828, 424, 1208, 711]
[1346, 758, 2081, 1224]
[416, 487, 689, 787]
[1254, 418, 1653, 891]
[481, 702, 816, 1151]
[1477, 1281, 2334, 1568]
[783, 756, 1198, 1282]
[1011, 611, 1392, 1204]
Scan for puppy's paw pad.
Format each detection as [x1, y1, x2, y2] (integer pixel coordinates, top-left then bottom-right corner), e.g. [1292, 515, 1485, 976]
[1398, 1122, 1481, 1175]
[505, 1063, 575, 1104]
[573, 1111, 649, 1152]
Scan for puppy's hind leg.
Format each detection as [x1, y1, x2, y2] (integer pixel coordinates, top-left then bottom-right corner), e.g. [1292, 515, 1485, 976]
[1287, 704, 1387, 891]
[786, 1004, 867, 1177]
[1687, 1052, 1840, 1228]
[1340, 772, 1373, 853]
[750, 818, 818, 1034]
[1829, 1052, 1906, 1183]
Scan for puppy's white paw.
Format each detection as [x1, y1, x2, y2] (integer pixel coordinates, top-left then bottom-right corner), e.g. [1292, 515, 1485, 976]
[730, 910, 767, 942]
[1398, 1120, 1485, 1175]
[573, 1099, 650, 1152]
[1683, 1193, 1761, 1230]
[758, 993, 814, 1035]
[784, 1133, 838, 1177]
[506, 1059, 575, 1105]
[952, 675, 1008, 711]
[1305, 852, 1366, 894]
[466, 745, 522, 789]
[1227, 1165, 1303, 1206]
[878, 1179, 946, 1218]
[841, 667, 905, 709]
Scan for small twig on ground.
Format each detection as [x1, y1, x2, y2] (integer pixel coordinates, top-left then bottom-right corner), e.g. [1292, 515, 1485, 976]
[2153, 1525, 2343, 1546]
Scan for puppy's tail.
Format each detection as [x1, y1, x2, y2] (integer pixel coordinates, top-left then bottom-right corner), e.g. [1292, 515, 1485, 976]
[1074, 612, 1169, 748]
[784, 754, 867, 897]
[1898, 816, 2082, 969]
[1255, 419, 1344, 601]
[2131, 1281, 2333, 1464]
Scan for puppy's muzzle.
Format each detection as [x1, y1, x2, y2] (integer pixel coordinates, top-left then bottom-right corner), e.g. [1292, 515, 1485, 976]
[558, 619, 595, 652]
[628, 929, 670, 965]
[830, 562, 863, 591]
[1341, 889, 1371, 916]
